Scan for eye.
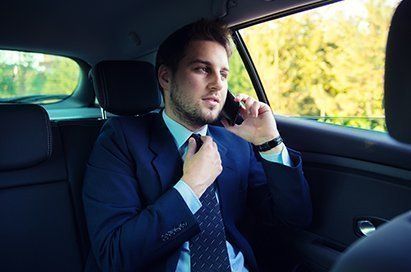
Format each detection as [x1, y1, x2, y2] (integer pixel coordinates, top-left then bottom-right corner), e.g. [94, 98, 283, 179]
[195, 66, 210, 74]
[221, 71, 229, 80]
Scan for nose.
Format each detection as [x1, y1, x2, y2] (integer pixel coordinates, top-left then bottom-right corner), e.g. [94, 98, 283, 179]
[209, 71, 224, 92]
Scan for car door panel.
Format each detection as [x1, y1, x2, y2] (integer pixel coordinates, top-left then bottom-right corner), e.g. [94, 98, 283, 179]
[274, 116, 411, 271]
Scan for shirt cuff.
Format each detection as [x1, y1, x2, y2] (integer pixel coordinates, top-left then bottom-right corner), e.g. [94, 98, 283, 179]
[174, 179, 202, 214]
[259, 143, 293, 167]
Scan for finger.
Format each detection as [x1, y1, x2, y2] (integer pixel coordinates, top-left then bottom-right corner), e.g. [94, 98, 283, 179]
[238, 106, 248, 118]
[185, 138, 196, 159]
[201, 135, 212, 145]
[244, 96, 255, 109]
[234, 93, 249, 103]
[235, 94, 271, 117]
[216, 157, 223, 170]
[233, 94, 249, 117]
[239, 97, 255, 118]
[233, 97, 252, 119]
[238, 96, 253, 111]
[250, 101, 260, 117]
[199, 136, 214, 152]
[258, 102, 272, 114]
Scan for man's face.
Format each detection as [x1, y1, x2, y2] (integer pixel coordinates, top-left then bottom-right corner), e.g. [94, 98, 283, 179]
[167, 40, 229, 128]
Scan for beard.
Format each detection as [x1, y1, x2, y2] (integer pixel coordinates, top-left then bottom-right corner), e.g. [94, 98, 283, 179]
[169, 80, 220, 128]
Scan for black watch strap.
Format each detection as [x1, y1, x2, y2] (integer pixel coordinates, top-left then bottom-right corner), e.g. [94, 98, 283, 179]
[255, 136, 283, 152]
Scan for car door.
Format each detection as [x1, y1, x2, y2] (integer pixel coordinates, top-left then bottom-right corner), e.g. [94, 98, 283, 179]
[227, 0, 411, 271]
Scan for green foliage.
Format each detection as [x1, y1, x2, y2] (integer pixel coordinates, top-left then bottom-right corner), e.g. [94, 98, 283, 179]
[0, 51, 79, 100]
[232, 0, 400, 132]
[228, 49, 257, 100]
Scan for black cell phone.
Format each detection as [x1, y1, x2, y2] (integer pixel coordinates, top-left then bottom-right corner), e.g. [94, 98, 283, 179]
[220, 90, 243, 126]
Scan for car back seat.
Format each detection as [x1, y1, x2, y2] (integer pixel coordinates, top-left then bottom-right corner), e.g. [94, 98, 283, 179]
[57, 60, 162, 270]
[0, 60, 161, 272]
[57, 119, 105, 263]
[0, 103, 94, 272]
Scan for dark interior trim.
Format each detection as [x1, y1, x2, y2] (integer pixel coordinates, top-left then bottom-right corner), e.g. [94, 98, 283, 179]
[276, 115, 411, 171]
[231, 31, 269, 104]
[231, 0, 342, 31]
[303, 152, 411, 185]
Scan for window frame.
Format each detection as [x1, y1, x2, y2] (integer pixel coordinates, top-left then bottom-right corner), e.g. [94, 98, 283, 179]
[230, 0, 390, 133]
[229, 0, 342, 106]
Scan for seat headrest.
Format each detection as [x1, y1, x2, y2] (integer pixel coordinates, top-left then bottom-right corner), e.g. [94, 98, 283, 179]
[0, 104, 52, 171]
[384, 0, 411, 144]
[91, 61, 162, 115]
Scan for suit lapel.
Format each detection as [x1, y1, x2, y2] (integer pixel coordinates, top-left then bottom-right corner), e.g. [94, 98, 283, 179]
[148, 114, 183, 192]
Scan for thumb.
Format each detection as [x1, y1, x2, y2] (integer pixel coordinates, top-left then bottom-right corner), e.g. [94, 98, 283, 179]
[185, 138, 196, 159]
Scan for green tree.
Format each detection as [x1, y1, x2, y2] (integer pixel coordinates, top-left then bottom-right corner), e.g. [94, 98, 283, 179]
[0, 50, 80, 100]
[228, 49, 256, 99]
[230, 0, 400, 131]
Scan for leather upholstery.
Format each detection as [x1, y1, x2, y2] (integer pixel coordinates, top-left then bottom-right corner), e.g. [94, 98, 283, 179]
[384, 0, 411, 144]
[91, 61, 162, 115]
[0, 103, 52, 171]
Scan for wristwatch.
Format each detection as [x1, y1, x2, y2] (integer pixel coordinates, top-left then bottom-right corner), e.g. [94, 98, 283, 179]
[254, 135, 283, 152]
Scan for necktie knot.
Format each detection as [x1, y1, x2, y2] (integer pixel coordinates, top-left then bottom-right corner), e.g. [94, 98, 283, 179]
[191, 133, 203, 152]
[179, 134, 203, 157]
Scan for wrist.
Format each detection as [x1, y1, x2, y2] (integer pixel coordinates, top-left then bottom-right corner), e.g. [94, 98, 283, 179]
[254, 135, 283, 152]
[260, 142, 285, 155]
[181, 175, 205, 198]
[252, 130, 280, 146]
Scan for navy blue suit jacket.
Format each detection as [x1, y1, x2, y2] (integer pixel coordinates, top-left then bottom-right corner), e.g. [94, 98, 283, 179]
[83, 112, 311, 272]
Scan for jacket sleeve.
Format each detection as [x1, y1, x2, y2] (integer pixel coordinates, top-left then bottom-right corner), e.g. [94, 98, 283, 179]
[82, 119, 199, 272]
[247, 144, 312, 228]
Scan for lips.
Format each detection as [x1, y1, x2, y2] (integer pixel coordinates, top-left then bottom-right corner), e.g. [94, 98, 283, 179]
[202, 96, 220, 107]
[202, 96, 220, 103]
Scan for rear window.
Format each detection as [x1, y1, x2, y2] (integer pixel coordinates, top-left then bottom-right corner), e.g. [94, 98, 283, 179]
[0, 50, 80, 104]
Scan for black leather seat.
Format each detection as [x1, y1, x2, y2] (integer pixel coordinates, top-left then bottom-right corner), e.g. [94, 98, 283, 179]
[0, 60, 162, 272]
[60, 61, 162, 271]
[0, 103, 85, 272]
[83, 60, 162, 270]
[57, 118, 105, 263]
[90, 60, 162, 116]
[384, 0, 411, 144]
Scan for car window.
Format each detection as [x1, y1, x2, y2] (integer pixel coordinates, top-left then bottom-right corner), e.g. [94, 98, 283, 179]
[228, 47, 257, 100]
[238, 0, 402, 132]
[0, 50, 80, 104]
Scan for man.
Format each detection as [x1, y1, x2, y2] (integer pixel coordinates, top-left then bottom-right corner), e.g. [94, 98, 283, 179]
[83, 20, 312, 272]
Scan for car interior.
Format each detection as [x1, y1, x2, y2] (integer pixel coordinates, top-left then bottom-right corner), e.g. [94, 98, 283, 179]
[331, 0, 411, 270]
[1, 0, 411, 271]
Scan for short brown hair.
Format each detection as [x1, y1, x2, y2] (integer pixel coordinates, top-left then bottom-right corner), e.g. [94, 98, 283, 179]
[156, 19, 232, 78]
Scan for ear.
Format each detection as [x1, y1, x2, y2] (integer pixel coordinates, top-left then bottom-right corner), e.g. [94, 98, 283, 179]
[158, 64, 172, 92]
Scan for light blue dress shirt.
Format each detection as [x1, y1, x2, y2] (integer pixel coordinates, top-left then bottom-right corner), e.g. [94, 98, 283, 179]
[162, 111, 291, 272]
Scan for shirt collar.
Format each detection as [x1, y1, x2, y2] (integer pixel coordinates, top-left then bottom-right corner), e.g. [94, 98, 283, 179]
[162, 110, 208, 150]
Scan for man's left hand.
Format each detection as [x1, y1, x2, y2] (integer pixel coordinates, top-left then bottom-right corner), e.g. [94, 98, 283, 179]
[221, 94, 280, 146]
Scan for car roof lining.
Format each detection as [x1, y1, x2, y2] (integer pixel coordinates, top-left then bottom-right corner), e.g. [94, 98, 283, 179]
[1, 0, 330, 65]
